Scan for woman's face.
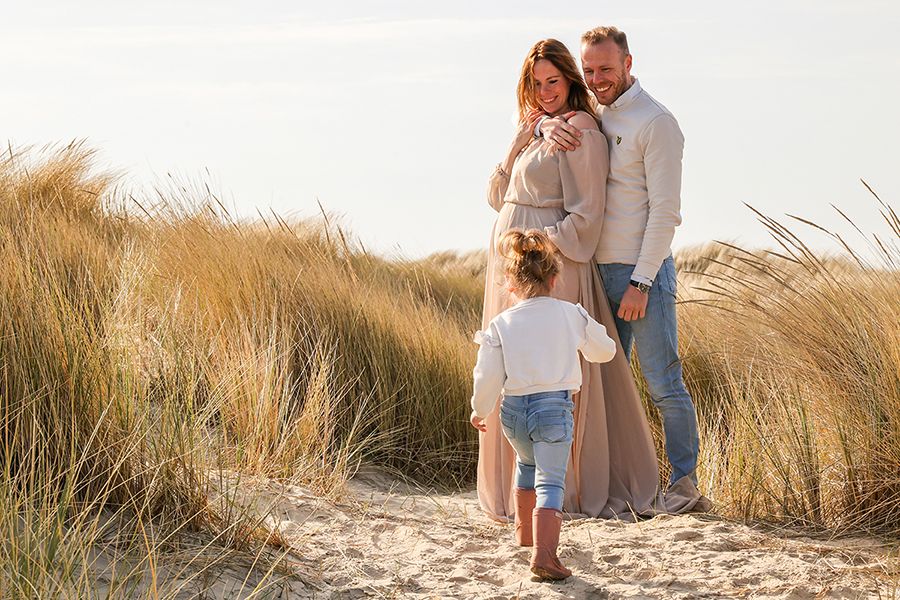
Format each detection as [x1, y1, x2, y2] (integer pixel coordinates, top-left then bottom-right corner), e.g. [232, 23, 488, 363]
[532, 59, 570, 116]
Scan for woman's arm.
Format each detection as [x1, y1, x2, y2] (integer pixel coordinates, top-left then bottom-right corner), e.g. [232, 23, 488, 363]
[544, 112, 609, 262]
[486, 164, 511, 213]
[487, 112, 543, 212]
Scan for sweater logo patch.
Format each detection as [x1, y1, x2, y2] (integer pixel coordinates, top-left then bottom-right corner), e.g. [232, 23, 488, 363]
[616, 136, 622, 145]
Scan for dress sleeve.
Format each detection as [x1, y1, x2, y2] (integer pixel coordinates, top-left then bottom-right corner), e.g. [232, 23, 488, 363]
[575, 304, 616, 364]
[544, 129, 609, 263]
[470, 325, 506, 418]
[486, 165, 510, 213]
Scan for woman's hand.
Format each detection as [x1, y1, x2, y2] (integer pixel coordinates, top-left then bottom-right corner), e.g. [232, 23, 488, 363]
[470, 411, 487, 433]
[498, 108, 546, 179]
[511, 108, 546, 153]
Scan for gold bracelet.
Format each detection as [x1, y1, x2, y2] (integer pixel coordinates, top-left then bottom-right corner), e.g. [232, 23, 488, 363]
[494, 163, 510, 179]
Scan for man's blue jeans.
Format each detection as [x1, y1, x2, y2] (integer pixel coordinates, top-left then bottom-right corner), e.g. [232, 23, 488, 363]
[597, 256, 700, 485]
[500, 390, 574, 511]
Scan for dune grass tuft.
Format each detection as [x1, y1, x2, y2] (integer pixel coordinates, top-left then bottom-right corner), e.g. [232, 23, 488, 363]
[1, 144, 898, 595]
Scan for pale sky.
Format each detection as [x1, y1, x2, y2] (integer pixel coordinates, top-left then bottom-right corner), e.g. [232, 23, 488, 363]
[4, 1, 899, 259]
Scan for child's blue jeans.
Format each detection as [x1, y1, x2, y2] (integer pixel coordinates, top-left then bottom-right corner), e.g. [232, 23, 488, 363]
[499, 390, 574, 511]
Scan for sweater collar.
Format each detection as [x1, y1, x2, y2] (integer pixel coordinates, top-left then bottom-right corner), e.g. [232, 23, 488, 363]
[608, 77, 642, 110]
[515, 296, 553, 308]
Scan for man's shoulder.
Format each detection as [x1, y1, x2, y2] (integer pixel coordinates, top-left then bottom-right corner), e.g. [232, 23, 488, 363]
[629, 88, 683, 146]
[633, 87, 677, 122]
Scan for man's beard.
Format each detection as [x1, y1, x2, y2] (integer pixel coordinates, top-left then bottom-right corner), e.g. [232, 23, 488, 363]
[593, 73, 629, 106]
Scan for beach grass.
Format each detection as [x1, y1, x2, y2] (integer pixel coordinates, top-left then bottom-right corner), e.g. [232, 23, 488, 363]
[0, 143, 897, 595]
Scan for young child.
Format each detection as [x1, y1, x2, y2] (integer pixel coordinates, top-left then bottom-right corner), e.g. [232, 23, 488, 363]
[470, 228, 617, 581]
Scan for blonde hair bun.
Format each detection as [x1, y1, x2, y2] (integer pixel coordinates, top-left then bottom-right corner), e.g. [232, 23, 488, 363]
[497, 229, 562, 298]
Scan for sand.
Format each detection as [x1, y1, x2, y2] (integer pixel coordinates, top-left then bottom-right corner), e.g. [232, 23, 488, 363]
[240, 469, 898, 599]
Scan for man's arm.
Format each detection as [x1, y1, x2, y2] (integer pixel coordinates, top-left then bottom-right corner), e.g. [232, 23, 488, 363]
[633, 114, 684, 283]
[616, 114, 684, 322]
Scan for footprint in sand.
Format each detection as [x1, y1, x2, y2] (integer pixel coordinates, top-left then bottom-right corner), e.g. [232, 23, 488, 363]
[730, 575, 762, 587]
[702, 539, 743, 552]
[564, 547, 595, 565]
[596, 552, 623, 565]
[671, 529, 704, 541]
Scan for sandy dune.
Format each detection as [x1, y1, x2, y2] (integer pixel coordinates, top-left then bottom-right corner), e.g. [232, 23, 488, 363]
[238, 470, 899, 599]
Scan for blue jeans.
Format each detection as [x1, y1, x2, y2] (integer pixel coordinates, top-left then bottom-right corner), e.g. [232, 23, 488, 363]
[597, 256, 700, 485]
[499, 391, 574, 511]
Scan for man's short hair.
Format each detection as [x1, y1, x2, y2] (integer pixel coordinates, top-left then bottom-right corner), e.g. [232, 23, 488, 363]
[581, 26, 629, 56]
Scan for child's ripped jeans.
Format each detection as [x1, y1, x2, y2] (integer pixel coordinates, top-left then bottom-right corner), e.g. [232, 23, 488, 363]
[499, 390, 574, 511]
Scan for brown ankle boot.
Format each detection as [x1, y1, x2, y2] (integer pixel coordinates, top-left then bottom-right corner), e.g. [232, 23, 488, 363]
[530, 508, 571, 580]
[514, 488, 536, 546]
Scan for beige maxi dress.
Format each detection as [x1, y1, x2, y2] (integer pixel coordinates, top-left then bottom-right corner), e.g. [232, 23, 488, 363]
[478, 117, 699, 521]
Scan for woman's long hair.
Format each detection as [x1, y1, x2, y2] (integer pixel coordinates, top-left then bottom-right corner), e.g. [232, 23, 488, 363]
[516, 39, 595, 123]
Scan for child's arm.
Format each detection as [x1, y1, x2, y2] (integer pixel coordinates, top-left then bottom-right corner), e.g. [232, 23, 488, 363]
[576, 305, 617, 364]
[470, 328, 505, 430]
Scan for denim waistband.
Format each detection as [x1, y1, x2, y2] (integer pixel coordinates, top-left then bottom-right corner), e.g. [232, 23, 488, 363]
[506, 390, 571, 400]
[502, 390, 573, 410]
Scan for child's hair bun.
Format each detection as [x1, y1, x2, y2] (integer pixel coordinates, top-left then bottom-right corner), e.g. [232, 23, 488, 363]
[497, 228, 562, 298]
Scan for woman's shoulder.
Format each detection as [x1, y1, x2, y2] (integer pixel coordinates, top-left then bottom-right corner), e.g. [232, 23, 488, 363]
[568, 110, 600, 131]
[561, 111, 607, 159]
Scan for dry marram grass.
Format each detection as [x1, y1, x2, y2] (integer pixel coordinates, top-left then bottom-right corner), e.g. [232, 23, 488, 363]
[0, 143, 898, 596]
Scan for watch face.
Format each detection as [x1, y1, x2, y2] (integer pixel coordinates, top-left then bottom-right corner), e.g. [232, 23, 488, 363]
[631, 280, 650, 293]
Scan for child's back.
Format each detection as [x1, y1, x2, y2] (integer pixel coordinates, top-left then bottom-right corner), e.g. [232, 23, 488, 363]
[472, 296, 616, 419]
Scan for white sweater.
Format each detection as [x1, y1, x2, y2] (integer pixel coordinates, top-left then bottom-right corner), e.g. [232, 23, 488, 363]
[470, 297, 617, 418]
[594, 78, 685, 283]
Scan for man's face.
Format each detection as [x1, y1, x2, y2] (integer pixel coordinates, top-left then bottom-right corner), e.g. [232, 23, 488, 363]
[581, 39, 633, 106]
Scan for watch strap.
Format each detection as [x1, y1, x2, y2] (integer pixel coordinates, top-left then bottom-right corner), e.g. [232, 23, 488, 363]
[629, 279, 651, 294]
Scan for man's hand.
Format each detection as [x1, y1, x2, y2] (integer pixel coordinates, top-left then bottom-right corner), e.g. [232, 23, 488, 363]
[540, 111, 581, 151]
[618, 285, 649, 321]
[470, 411, 487, 432]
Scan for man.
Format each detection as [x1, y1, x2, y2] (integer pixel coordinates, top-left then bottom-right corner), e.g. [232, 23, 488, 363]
[539, 26, 702, 492]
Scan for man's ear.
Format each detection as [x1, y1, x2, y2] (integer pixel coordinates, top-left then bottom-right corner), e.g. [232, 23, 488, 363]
[624, 53, 633, 73]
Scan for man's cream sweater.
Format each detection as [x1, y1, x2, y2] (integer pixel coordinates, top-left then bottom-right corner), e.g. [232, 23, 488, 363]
[594, 78, 684, 283]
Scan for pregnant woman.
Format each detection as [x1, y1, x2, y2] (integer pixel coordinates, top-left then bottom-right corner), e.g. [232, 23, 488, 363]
[477, 38, 670, 522]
